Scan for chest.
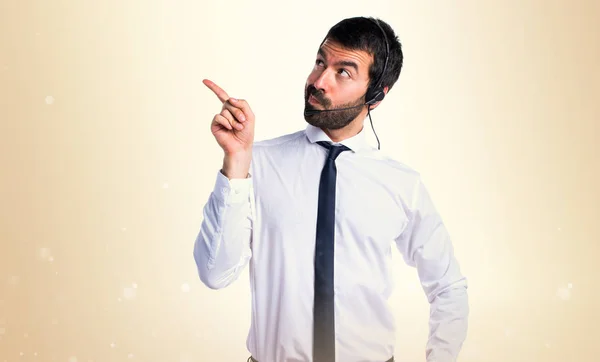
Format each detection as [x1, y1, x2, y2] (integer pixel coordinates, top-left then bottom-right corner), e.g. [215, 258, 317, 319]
[253, 157, 408, 251]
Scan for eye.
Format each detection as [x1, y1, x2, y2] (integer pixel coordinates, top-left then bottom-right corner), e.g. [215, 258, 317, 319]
[338, 68, 351, 77]
[315, 59, 325, 67]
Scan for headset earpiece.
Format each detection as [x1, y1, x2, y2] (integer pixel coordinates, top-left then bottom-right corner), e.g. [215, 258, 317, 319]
[365, 88, 385, 105]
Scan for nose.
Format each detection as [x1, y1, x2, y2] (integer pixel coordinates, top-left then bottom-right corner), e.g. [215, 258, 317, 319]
[312, 68, 333, 93]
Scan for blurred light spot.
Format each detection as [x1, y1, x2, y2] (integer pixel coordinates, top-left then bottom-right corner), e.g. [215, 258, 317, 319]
[8, 276, 19, 285]
[128, 353, 134, 359]
[38, 248, 51, 258]
[110, 342, 116, 348]
[69, 357, 78, 362]
[121, 227, 127, 232]
[556, 286, 571, 301]
[163, 182, 169, 189]
[45, 96, 55, 105]
[567, 282, 573, 289]
[181, 283, 190, 293]
[38, 248, 54, 262]
[123, 287, 136, 300]
[132, 283, 138, 289]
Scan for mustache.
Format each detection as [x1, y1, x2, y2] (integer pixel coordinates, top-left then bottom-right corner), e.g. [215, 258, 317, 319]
[305, 85, 330, 107]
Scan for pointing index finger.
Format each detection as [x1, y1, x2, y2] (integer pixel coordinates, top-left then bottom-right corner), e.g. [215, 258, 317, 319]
[202, 79, 229, 103]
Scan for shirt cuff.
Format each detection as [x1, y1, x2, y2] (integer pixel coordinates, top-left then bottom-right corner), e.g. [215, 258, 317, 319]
[214, 169, 252, 204]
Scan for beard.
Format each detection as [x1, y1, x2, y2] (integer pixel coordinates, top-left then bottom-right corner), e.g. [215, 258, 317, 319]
[303, 85, 365, 130]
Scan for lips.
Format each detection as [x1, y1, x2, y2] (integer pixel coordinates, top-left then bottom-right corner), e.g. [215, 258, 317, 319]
[308, 94, 320, 105]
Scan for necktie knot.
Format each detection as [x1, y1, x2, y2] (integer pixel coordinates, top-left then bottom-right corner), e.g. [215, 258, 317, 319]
[317, 141, 351, 161]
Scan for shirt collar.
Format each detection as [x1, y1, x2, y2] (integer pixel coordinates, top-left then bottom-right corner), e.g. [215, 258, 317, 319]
[304, 122, 374, 153]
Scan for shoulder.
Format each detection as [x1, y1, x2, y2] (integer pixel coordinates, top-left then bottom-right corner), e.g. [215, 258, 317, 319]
[361, 147, 422, 181]
[357, 149, 428, 205]
[252, 129, 307, 151]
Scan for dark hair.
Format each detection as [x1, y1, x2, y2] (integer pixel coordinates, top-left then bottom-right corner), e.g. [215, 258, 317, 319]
[320, 16, 403, 93]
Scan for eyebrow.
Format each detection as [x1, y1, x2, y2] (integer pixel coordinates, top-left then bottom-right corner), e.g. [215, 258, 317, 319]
[318, 47, 359, 74]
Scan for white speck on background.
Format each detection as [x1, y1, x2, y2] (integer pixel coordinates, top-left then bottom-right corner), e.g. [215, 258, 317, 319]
[45, 96, 55, 105]
[163, 182, 169, 189]
[181, 283, 190, 293]
[69, 357, 78, 362]
[128, 353, 134, 359]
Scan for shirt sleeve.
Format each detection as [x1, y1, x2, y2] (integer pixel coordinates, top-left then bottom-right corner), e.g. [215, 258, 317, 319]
[394, 177, 470, 362]
[193, 169, 254, 289]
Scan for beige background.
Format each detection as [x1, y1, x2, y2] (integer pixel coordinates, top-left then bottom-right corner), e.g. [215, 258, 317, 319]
[1, 0, 599, 361]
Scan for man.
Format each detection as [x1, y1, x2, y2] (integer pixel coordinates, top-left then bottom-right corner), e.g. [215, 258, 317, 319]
[194, 16, 469, 362]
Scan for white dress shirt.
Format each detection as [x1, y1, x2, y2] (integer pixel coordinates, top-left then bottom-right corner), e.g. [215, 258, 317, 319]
[194, 123, 469, 362]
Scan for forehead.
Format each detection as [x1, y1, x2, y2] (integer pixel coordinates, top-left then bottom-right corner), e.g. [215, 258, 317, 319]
[318, 39, 373, 70]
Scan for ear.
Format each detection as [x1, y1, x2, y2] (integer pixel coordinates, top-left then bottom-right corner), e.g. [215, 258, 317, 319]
[367, 86, 389, 110]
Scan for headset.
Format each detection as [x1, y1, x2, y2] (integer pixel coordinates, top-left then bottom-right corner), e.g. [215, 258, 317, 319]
[365, 18, 390, 106]
[304, 18, 390, 149]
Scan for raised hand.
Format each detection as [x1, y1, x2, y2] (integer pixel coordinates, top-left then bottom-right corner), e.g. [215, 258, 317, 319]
[203, 79, 255, 178]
